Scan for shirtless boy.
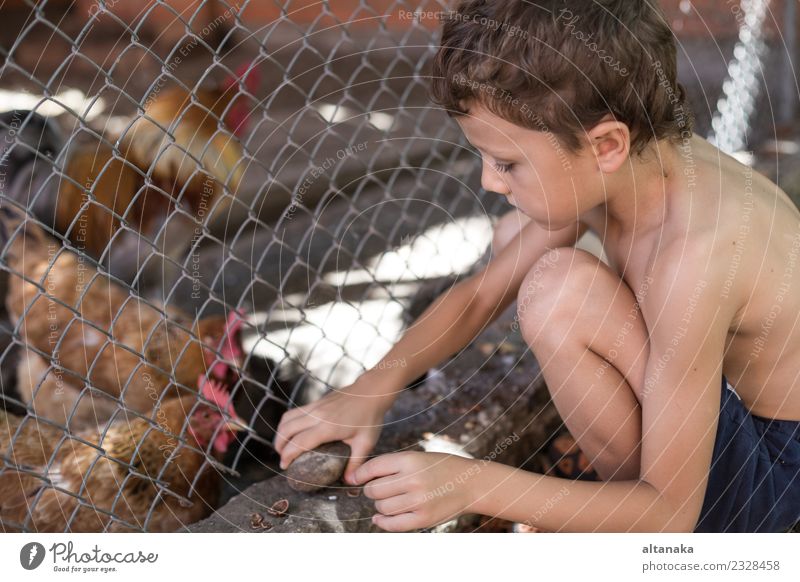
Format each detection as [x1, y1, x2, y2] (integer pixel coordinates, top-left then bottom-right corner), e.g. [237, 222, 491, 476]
[275, 0, 800, 532]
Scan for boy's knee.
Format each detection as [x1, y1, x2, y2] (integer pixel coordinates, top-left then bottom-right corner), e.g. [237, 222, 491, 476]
[516, 247, 600, 342]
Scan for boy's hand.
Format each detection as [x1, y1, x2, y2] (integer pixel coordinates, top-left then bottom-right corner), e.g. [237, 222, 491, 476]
[352, 451, 477, 532]
[274, 383, 391, 483]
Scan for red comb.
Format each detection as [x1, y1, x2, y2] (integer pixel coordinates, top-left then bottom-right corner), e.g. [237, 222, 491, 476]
[221, 62, 259, 136]
[223, 61, 260, 93]
[198, 375, 235, 417]
[225, 308, 246, 337]
[196, 375, 242, 454]
[208, 308, 246, 379]
[236, 61, 261, 93]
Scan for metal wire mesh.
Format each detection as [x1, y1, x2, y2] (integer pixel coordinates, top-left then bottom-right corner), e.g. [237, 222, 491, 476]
[709, 0, 771, 153]
[0, 0, 506, 532]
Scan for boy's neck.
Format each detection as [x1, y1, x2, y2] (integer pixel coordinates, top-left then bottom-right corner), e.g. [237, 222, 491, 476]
[599, 139, 682, 239]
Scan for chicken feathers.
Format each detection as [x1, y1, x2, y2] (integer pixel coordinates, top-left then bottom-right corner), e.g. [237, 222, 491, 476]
[1, 208, 228, 429]
[0, 388, 244, 532]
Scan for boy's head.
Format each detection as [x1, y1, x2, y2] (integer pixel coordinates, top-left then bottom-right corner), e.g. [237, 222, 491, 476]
[428, 0, 693, 228]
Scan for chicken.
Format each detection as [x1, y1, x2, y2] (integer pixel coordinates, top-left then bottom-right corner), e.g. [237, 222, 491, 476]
[119, 62, 259, 220]
[1, 113, 192, 283]
[52, 135, 184, 278]
[2, 62, 257, 284]
[201, 311, 299, 443]
[1, 110, 65, 399]
[0, 380, 246, 532]
[1, 207, 231, 430]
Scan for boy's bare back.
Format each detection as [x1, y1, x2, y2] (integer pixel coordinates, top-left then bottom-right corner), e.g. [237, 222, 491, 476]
[520, 132, 800, 422]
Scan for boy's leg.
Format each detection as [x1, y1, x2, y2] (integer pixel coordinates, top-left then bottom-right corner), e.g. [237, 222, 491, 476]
[517, 247, 650, 481]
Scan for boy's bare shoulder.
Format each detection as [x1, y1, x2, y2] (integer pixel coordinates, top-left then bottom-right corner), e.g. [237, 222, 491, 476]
[641, 144, 800, 418]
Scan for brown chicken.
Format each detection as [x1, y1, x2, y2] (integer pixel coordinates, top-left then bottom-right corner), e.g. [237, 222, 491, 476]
[119, 62, 259, 216]
[1, 208, 231, 430]
[0, 381, 245, 532]
[53, 136, 183, 279]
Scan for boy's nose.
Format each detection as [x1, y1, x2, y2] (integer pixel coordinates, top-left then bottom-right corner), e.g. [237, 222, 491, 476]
[481, 161, 511, 196]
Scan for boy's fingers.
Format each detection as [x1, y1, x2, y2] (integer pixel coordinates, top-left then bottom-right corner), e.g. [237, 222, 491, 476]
[372, 511, 419, 532]
[277, 405, 308, 427]
[274, 416, 295, 452]
[343, 457, 365, 486]
[375, 493, 419, 516]
[361, 473, 409, 500]
[273, 426, 292, 454]
[343, 437, 375, 484]
[275, 403, 319, 435]
[274, 413, 317, 453]
[351, 453, 401, 485]
[279, 428, 329, 469]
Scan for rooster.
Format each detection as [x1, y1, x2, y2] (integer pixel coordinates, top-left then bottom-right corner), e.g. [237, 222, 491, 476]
[0, 380, 246, 532]
[200, 309, 301, 444]
[119, 62, 259, 219]
[0, 207, 234, 430]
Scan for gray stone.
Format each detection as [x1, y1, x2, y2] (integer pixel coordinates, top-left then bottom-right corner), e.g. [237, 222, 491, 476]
[285, 442, 351, 493]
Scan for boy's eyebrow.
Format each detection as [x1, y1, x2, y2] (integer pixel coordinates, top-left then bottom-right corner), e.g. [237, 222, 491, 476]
[471, 142, 519, 160]
[463, 134, 507, 153]
[459, 125, 520, 158]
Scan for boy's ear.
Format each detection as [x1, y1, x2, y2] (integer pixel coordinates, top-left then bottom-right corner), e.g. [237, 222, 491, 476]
[586, 116, 630, 173]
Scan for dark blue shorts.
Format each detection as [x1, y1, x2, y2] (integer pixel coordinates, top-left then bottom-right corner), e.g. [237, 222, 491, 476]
[694, 375, 800, 532]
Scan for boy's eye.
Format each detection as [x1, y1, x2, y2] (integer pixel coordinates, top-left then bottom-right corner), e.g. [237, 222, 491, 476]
[493, 162, 513, 174]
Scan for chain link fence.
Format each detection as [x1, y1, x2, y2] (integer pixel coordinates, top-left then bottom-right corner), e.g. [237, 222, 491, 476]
[0, 0, 508, 532]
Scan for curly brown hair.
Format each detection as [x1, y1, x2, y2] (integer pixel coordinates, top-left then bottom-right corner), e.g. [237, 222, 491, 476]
[428, 0, 693, 156]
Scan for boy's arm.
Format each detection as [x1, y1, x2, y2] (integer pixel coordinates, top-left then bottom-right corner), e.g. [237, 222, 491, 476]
[356, 238, 736, 532]
[360, 217, 589, 401]
[276, 217, 587, 474]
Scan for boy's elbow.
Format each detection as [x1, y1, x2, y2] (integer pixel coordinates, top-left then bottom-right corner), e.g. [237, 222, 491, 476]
[627, 479, 695, 532]
[656, 517, 697, 533]
[648, 485, 700, 533]
[669, 509, 701, 533]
